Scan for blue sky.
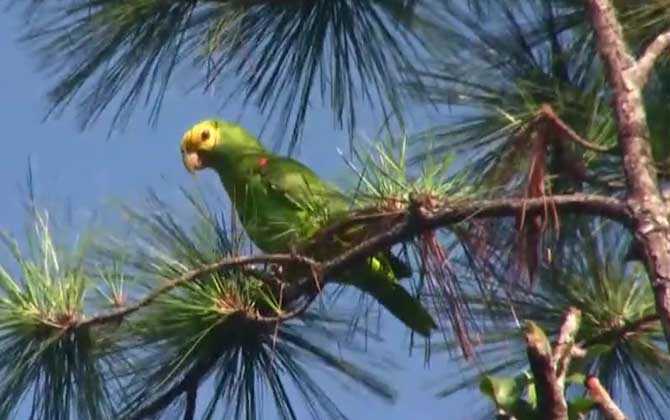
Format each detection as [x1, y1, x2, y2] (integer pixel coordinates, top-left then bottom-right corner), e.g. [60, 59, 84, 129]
[0, 8, 475, 419]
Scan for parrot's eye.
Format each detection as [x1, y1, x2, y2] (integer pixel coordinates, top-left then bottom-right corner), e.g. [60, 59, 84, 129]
[201, 130, 210, 142]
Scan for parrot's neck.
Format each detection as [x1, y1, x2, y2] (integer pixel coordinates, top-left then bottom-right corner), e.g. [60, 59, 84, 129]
[208, 143, 268, 204]
[211, 137, 267, 168]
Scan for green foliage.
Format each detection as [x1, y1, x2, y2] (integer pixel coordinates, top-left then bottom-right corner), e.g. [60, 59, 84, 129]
[345, 136, 476, 208]
[479, 373, 536, 418]
[16, 0, 431, 150]
[409, 2, 670, 191]
[0, 187, 402, 420]
[409, 2, 619, 191]
[0, 213, 123, 420]
[340, 136, 486, 355]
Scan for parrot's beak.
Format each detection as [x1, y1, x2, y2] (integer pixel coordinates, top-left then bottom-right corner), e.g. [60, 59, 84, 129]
[181, 130, 204, 173]
[182, 149, 203, 173]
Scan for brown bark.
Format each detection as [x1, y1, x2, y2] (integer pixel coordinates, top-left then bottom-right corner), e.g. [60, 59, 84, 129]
[586, 0, 670, 349]
[553, 308, 581, 392]
[586, 376, 627, 420]
[525, 321, 567, 420]
[523, 308, 583, 420]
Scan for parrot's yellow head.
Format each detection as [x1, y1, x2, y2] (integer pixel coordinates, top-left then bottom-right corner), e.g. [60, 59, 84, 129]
[180, 119, 265, 173]
[180, 120, 221, 173]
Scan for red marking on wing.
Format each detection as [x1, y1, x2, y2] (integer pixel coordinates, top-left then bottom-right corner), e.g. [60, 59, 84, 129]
[258, 157, 269, 168]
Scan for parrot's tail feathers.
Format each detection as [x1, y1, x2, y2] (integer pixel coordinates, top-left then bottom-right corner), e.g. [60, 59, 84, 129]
[355, 277, 436, 337]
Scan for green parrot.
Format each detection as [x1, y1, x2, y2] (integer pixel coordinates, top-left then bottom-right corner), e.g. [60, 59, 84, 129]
[180, 119, 436, 336]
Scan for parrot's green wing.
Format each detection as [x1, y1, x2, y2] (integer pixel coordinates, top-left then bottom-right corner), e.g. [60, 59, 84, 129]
[254, 155, 435, 336]
[221, 153, 347, 251]
[254, 156, 414, 275]
[252, 154, 350, 215]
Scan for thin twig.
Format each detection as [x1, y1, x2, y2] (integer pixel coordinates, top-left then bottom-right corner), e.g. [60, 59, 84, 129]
[635, 30, 670, 87]
[538, 104, 617, 153]
[252, 292, 320, 324]
[76, 254, 320, 329]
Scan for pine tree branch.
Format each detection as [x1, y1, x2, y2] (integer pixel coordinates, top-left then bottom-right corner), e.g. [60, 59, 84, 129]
[67, 194, 627, 330]
[585, 376, 627, 420]
[324, 193, 627, 269]
[75, 254, 321, 329]
[519, 308, 628, 420]
[635, 30, 670, 87]
[586, 0, 670, 350]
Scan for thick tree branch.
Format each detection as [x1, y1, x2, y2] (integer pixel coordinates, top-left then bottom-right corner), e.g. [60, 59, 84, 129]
[319, 194, 628, 287]
[635, 30, 670, 87]
[524, 321, 567, 420]
[587, 0, 670, 349]
[585, 376, 627, 420]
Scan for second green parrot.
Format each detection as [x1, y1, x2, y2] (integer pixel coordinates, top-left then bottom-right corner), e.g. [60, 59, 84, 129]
[180, 119, 436, 336]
